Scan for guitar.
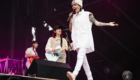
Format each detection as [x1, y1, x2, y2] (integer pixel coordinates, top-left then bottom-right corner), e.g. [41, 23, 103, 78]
[29, 56, 40, 63]
[45, 45, 70, 62]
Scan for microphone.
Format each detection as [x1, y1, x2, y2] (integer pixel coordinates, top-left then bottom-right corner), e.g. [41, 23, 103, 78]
[63, 29, 69, 32]
[67, 9, 75, 22]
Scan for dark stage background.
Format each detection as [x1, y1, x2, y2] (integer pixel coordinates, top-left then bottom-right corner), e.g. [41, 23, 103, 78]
[0, 0, 140, 80]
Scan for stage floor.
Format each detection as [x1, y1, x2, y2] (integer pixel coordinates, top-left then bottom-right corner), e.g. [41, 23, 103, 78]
[0, 73, 59, 80]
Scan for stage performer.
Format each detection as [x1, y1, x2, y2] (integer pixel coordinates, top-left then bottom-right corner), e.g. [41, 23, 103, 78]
[45, 25, 71, 63]
[25, 41, 39, 69]
[67, 0, 118, 80]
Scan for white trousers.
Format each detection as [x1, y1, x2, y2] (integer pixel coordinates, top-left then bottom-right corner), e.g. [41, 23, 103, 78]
[73, 48, 93, 80]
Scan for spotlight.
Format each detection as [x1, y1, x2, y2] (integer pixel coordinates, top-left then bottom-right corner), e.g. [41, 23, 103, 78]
[48, 25, 53, 31]
[31, 27, 36, 41]
[43, 21, 47, 27]
[43, 21, 53, 31]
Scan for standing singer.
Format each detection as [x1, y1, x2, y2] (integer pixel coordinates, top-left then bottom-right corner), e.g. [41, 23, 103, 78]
[67, 0, 118, 80]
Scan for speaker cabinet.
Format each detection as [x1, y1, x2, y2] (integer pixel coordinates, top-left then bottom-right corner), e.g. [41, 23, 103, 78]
[25, 59, 71, 80]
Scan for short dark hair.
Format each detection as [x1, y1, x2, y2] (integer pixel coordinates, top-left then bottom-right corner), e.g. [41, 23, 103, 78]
[32, 41, 38, 44]
[78, 4, 82, 11]
[52, 32, 63, 38]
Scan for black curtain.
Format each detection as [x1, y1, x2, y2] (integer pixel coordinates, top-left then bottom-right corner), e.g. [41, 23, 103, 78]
[0, 0, 37, 59]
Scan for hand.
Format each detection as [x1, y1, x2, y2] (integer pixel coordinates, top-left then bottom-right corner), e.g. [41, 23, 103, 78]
[70, 43, 73, 47]
[109, 22, 118, 27]
[68, 43, 73, 51]
[69, 12, 73, 17]
[44, 58, 47, 60]
[69, 12, 74, 21]
[52, 49, 56, 52]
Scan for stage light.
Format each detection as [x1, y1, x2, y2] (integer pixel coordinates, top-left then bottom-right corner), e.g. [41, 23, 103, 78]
[43, 21, 53, 31]
[48, 25, 53, 31]
[43, 21, 47, 27]
[31, 27, 36, 41]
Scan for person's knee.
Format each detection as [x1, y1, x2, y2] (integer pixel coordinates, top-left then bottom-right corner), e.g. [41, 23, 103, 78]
[77, 53, 85, 59]
[83, 61, 87, 65]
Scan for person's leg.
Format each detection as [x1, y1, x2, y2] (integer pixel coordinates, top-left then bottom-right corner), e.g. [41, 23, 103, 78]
[83, 55, 93, 80]
[67, 48, 87, 80]
[73, 48, 87, 76]
[26, 61, 30, 69]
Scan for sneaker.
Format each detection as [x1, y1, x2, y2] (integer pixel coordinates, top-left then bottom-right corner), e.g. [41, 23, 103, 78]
[67, 71, 76, 80]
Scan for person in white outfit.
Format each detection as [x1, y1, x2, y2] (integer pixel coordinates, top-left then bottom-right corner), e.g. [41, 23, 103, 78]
[67, 0, 118, 80]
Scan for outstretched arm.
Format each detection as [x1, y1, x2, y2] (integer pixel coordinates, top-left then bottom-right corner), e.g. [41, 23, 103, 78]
[89, 14, 118, 27]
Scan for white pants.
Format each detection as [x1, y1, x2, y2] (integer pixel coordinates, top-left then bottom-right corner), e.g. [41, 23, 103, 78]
[73, 48, 93, 80]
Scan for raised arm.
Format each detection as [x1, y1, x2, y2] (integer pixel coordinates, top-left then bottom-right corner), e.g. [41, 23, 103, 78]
[89, 14, 118, 27]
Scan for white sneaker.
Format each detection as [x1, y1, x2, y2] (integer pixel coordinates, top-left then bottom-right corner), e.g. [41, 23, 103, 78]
[88, 79, 93, 80]
[67, 71, 76, 80]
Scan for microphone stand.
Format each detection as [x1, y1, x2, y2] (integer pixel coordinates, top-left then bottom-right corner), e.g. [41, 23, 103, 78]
[66, 9, 75, 64]
[64, 31, 72, 65]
